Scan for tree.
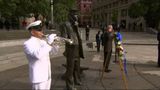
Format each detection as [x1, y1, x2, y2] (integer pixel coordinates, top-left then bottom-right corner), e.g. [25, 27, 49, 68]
[129, 0, 160, 28]
[129, 2, 147, 18]
[0, 0, 76, 26]
[53, 3, 68, 24]
[0, 0, 17, 18]
[0, 0, 50, 18]
[112, 10, 118, 24]
[53, 0, 76, 24]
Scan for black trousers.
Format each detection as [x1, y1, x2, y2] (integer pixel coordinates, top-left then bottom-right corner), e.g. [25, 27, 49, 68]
[86, 34, 89, 41]
[103, 51, 112, 70]
[96, 42, 100, 52]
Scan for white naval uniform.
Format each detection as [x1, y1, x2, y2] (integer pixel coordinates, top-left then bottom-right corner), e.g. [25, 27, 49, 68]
[24, 36, 58, 90]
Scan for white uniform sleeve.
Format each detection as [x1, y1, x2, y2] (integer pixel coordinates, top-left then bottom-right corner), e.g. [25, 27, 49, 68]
[24, 40, 52, 60]
[50, 45, 59, 55]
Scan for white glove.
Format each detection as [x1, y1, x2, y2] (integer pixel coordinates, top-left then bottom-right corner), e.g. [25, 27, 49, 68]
[74, 21, 79, 26]
[47, 34, 57, 45]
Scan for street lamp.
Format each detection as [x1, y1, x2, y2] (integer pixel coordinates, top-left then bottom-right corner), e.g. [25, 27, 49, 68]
[50, 0, 54, 26]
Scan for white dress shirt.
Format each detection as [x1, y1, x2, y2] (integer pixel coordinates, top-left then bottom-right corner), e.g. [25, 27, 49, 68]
[24, 36, 58, 83]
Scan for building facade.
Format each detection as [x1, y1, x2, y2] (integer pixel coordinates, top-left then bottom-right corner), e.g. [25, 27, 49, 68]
[77, 0, 92, 27]
[92, 0, 139, 30]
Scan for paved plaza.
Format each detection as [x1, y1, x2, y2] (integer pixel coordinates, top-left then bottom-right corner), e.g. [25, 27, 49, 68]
[0, 28, 159, 89]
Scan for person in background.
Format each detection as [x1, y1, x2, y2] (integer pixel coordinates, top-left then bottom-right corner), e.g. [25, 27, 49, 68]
[96, 31, 101, 52]
[103, 25, 114, 72]
[85, 25, 90, 41]
[23, 20, 59, 90]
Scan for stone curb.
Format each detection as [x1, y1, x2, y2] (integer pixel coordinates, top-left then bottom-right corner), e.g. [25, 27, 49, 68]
[0, 39, 26, 48]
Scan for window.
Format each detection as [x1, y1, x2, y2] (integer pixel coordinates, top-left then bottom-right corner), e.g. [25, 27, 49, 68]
[84, 4, 86, 8]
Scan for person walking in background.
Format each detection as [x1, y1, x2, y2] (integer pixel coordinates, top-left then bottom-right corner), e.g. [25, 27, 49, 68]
[24, 20, 59, 90]
[85, 25, 90, 41]
[103, 25, 114, 72]
[157, 30, 160, 67]
[96, 31, 101, 52]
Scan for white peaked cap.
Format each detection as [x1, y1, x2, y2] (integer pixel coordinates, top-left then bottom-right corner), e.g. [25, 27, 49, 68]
[26, 20, 42, 30]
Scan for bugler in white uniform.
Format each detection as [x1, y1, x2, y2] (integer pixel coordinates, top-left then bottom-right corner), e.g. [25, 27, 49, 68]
[24, 20, 58, 90]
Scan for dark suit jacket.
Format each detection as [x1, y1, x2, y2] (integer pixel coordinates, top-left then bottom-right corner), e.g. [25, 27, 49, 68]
[103, 31, 114, 52]
[59, 21, 84, 59]
[157, 32, 160, 44]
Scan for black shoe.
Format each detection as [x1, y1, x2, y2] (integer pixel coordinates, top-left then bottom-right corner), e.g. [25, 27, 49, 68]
[105, 69, 112, 73]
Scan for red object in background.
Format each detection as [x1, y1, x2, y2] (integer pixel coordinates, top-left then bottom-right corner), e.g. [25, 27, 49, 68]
[22, 20, 27, 27]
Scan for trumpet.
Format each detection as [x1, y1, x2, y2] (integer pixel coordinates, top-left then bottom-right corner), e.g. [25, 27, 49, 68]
[43, 34, 73, 44]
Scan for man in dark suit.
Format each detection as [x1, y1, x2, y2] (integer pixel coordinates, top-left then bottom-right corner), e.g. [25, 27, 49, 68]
[103, 25, 114, 72]
[157, 30, 160, 67]
[59, 8, 84, 90]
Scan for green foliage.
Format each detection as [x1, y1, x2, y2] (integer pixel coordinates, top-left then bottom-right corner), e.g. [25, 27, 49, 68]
[53, 3, 68, 24]
[129, 2, 147, 18]
[128, 0, 160, 28]
[0, 0, 50, 18]
[112, 10, 118, 23]
[0, 0, 17, 17]
[0, 0, 75, 24]
[54, 0, 75, 9]
[53, 0, 76, 24]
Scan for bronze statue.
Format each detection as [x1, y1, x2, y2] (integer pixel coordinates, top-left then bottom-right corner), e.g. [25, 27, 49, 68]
[59, 9, 84, 90]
